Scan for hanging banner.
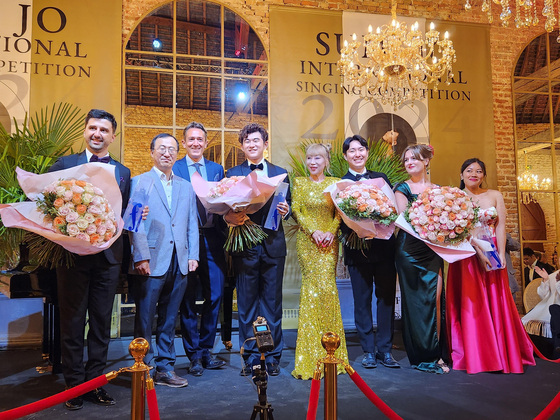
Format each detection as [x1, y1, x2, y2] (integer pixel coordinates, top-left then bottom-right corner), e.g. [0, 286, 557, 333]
[0, 1, 32, 132]
[29, 0, 122, 156]
[428, 22, 496, 188]
[341, 12, 429, 155]
[269, 6, 344, 169]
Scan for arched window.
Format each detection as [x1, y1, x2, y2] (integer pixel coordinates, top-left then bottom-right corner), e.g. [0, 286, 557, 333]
[513, 31, 560, 286]
[123, 0, 269, 174]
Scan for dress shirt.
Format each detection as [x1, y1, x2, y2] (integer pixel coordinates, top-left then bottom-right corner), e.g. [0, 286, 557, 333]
[153, 166, 174, 209]
[348, 168, 368, 179]
[85, 149, 110, 163]
[185, 155, 208, 181]
[529, 259, 538, 282]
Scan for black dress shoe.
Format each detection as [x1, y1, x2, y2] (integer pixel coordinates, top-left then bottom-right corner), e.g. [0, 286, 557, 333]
[362, 352, 377, 368]
[85, 387, 116, 406]
[64, 396, 83, 411]
[376, 352, 400, 368]
[190, 359, 204, 376]
[266, 362, 280, 376]
[202, 354, 226, 369]
[240, 363, 253, 376]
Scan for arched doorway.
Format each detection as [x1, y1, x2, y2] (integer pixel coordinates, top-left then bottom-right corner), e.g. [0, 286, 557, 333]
[123, 0, 269, 174]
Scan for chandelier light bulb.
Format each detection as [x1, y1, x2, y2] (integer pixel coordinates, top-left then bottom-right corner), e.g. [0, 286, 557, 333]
[368, 25, 373, 32]
[432, 56, 438, 64]
[392, 19, 396, 27]
[344, 40, 348, 47]
[444, 31, 449, 39]
[377, 27, 381, 34]
[430, 22, 435, 30]
[352, 33, 357, 41]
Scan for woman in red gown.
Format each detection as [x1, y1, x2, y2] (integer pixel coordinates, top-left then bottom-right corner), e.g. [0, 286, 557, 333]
[446, 158, 535, 373]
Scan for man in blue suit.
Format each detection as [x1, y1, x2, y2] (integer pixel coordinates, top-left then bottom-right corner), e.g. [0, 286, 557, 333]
[173, 122, 227, 376]
[129, 133, 199, 388]
[341, 135, 399, 369]
[48, 109, 131, 410]
[224, 123, 291, 376]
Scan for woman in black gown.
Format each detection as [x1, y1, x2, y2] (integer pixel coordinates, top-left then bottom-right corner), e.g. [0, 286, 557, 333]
[394, 144, 449, 373]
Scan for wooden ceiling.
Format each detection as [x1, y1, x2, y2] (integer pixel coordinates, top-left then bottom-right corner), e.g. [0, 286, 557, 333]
[514, 31, 560, 125]
[124, 0, 268, 116]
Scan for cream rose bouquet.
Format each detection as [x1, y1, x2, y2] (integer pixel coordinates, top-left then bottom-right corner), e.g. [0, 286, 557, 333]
[36, 179, 117, 246]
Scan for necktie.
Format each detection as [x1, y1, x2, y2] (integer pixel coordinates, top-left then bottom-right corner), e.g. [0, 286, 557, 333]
[250, 163, 264, 171]
[193, 163, 208, 226]
[90, 155, 111, 163]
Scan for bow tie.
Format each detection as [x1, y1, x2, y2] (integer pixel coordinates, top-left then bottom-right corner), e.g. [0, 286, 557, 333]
[355, 172, 369, 181]
[250, 163, 264, 171]
[90, 155, 111, 164]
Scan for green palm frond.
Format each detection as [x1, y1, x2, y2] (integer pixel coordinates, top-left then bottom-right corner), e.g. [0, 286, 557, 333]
[287, 137, 408, 185]
[0, 103, 85, 268]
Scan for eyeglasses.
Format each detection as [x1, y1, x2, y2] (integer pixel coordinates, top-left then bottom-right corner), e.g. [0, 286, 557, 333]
[156, 146, 177, 155]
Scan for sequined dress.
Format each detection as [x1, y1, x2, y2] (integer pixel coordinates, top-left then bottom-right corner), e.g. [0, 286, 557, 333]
[446, 207, 535, 373]
[291, 177, 348, 379]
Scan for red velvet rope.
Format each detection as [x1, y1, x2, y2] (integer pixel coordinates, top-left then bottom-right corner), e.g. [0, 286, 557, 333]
[146, 388, 160, 420]
[306, 378, 321, 420]
[534, 391, 560, 420]
[531, 340, 560, 364]
[0, 375, 108, 420]
[348, 371, 403, 420]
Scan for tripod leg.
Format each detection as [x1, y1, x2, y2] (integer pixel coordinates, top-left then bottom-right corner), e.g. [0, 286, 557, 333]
[250, 408, 258, 420]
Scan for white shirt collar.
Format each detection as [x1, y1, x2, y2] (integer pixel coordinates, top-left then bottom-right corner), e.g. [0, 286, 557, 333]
[153, 166, 174, 182]
[349, 168, 367, 177]
[185, 155, 205, 167]
[85, 149, 110, 162]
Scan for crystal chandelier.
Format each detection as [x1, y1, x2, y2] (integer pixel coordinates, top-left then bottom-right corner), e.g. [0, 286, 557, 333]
[337, 0, 457, 110]
[464, 0, 560, 41]
[517, 151, 552, 204]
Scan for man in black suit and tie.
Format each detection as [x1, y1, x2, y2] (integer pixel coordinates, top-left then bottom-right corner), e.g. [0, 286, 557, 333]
[224, 123, 291, 376]
[341, 135, 399, 369]
[523, 247, 554, 287]
[173, 122, 227, 376]
[48, 109, 131, 410]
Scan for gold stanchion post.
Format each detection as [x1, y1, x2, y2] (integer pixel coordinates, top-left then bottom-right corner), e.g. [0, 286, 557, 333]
[321, 332, 341, 420]
[122, 337, 151, 420]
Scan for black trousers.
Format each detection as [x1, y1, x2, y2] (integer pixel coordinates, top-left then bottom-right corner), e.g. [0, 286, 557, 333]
[348, 258, 397, 354]
[56, 253, 120, 387]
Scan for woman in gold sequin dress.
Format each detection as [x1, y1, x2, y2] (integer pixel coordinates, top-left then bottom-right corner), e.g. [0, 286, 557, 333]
[291, 144, 348, 379]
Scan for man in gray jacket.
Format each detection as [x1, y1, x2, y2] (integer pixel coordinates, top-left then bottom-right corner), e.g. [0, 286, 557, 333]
[129, 133, 199, 388]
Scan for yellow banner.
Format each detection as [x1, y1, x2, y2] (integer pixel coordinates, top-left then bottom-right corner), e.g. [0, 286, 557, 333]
[0, 1, 32, 131]
[30, 0, 122, 156]
[269, 6, 343, 169]
[428, 22, 496, 188]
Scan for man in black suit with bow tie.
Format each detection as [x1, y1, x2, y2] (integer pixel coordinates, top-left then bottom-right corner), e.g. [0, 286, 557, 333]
[224, 123, 291, 376]
[48, 109, 131, 410]
[341, 135, 399, 369]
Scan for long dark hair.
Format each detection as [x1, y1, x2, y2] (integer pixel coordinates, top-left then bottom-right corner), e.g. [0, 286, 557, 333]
[460, 158, 486, 189]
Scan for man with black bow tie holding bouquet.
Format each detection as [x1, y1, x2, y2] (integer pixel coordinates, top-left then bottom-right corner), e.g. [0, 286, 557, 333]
[340, 135, 400, 370]
[48, 109, 131, 410]
[224, 123, 291, 377]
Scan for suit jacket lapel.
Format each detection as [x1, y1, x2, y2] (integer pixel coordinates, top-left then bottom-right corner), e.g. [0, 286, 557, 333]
[241, 160, 251, 176]
[150, 169, 172, 216]
[77, 151, 88, 165]
[171, 177, 180, 217]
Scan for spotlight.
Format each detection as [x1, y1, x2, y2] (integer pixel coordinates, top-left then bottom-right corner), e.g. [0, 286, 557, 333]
[234, 81, 249, 102]
[152, 38, 163, 52]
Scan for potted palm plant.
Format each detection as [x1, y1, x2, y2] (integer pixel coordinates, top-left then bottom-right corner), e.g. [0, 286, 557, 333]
[0, 103, 85, 270]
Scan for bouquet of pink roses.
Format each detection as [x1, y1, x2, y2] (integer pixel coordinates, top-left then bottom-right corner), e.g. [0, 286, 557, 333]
[405, 186, 476, 245]
[190, 171, 287, 252]
[396, 186, 477, 262]
[324, 178, 397, 250]
[0, 164, 124, 256]
[37, 179, 117, 246]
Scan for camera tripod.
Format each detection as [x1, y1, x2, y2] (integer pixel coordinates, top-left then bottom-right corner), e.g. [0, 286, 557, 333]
[249, 353, 274, 420]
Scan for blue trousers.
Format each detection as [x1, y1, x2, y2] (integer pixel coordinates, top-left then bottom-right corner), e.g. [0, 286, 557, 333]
[133, 251, 187, 372]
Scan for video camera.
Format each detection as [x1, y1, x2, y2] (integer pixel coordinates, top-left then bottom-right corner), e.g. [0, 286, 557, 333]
[252, 316, 274, 353]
